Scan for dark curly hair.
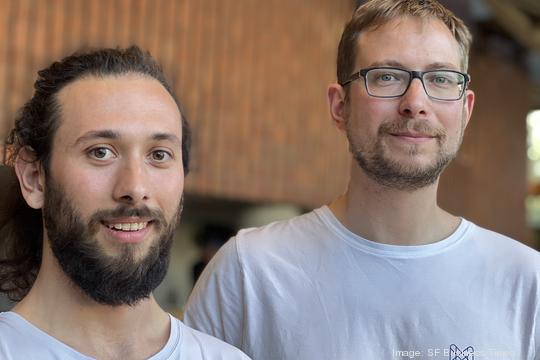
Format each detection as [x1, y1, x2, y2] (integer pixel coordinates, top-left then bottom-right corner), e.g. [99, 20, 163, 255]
[1, 46, 191, 301]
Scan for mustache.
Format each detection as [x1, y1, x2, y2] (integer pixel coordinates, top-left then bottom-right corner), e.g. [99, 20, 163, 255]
[378, 119, 446, 138]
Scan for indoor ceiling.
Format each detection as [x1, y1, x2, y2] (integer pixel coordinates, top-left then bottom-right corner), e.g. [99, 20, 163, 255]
[483, 0, 540, 51]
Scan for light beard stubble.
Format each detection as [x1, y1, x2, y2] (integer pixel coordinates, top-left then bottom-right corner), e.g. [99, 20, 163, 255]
[347, 110, 467, 192]
[42, 178, 182, 306]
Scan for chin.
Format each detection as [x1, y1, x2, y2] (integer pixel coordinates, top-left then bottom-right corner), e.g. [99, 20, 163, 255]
[386, 153, 436, 168]
[99, 240, 152, 263]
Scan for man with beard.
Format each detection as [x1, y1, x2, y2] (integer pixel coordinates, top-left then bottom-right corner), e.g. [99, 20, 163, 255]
[184, 1, 540, 359]
[0, 46, 250, 359]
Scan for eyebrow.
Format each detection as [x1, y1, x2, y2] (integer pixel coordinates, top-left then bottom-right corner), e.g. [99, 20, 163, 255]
[73, 130, 181, 147]
[368, 60, 460, 71]
[151, 132, 182, 147]
[74, 130, 119, 146]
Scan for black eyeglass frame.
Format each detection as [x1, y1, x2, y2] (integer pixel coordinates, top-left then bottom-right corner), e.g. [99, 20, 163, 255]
[340, 67, 471, 101]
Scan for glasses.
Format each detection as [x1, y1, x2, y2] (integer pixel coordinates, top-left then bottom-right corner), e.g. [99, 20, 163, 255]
[340, 67, 470, 101]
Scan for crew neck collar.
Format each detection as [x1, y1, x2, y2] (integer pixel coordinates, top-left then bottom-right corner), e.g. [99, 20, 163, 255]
[315, 205, 472, 259]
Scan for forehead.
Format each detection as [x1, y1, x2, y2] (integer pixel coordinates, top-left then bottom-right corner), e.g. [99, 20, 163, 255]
[355, 16, 462, 70]
[55, 74, 182, 142]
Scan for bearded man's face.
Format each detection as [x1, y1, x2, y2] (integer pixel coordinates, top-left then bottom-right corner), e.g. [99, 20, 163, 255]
[42, 75, 186, 305]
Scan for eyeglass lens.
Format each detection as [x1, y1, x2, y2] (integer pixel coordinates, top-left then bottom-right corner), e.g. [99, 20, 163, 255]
[365, 68, 466, 100]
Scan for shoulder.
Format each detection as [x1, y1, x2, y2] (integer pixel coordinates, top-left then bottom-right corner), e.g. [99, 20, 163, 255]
[183, 207, 333, 332]
[0, 312, 89, 359]
[238, 207, 327, 238]
[0, 312, 27, 341]
[233, 207, 332, 255]
[467, 222, 540, 272]
[186, 211, 327, 290]
[176, 319, 251, 359]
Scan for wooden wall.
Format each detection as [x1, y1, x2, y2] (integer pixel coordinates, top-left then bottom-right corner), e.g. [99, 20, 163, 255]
[0, 0, 352, 206]
[0, 0, 533, 246]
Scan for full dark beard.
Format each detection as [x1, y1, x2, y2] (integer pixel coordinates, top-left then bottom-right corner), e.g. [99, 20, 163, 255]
[348, 118, 463, 192]
[42, 178, 182, 306]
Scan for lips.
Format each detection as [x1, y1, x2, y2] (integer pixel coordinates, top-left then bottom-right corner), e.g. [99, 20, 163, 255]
[106, 222, 148, 231]
[101, 219, 153, 232]
[100, 219, 155, 244]
[390, 132, 436, 138]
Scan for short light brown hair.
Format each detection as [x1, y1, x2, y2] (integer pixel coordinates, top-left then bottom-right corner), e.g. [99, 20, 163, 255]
[337, 0, 472, 85]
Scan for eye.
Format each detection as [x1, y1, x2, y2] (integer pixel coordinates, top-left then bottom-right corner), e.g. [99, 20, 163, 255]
[88, 147, 115, 160]
[433, 75, 450, 84]
[426, 72, 459, 87]
[379, 73, 396, 81]
[368, 69, 406, 86]
[150, 149, 173, 162]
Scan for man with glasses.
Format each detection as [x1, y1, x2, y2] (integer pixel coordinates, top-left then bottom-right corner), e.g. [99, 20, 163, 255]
[185, 1, 540, 359]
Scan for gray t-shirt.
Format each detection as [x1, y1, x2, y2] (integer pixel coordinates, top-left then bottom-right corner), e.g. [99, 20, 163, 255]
[0, 311, 250, 359]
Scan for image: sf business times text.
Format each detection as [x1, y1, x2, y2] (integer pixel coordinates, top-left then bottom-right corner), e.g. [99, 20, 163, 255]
[392, 346, 517, 359]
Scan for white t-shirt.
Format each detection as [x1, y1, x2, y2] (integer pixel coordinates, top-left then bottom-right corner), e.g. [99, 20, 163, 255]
[0, 311, 250, 359]
[184, 206, 540, 360]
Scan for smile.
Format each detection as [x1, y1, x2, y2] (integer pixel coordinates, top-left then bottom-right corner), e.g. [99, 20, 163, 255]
[103, 221, 150, 232]
[390, 132, 435, 139]
[388, 132, 437, 144]
[101, 219, 154, 244]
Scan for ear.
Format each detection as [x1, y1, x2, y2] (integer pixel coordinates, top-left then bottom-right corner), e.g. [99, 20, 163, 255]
[14, 148, 45, 209]
[327, 83, 348, 132]
[462, 89, 475, 128]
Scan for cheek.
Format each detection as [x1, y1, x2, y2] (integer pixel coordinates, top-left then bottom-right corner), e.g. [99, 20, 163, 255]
[348, 99, 391, 135]
[439, 105, 467, 135]
[65, 170, 112, 215]
[50, 159, 112, 211]
[150, 170, 184, 211]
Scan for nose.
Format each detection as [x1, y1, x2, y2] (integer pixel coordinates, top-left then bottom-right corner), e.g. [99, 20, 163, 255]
[398, 78, 429, 118]
[112, 159, 150, 205]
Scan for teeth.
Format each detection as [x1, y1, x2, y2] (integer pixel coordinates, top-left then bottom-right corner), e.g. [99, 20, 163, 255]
[107, 222, 148, 231]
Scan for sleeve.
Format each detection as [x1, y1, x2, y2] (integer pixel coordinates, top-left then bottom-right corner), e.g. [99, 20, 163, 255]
[183, 236, 246, 350]
[535, 282, 539, 360]
[534, 265, 539, 360]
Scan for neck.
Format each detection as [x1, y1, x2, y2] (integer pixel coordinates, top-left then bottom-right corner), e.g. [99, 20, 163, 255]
[13, 245, 170, 360]
[329, 163, 460, 246]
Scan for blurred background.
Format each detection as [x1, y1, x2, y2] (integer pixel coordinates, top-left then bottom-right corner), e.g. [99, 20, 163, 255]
[0, 0, 539, 313]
